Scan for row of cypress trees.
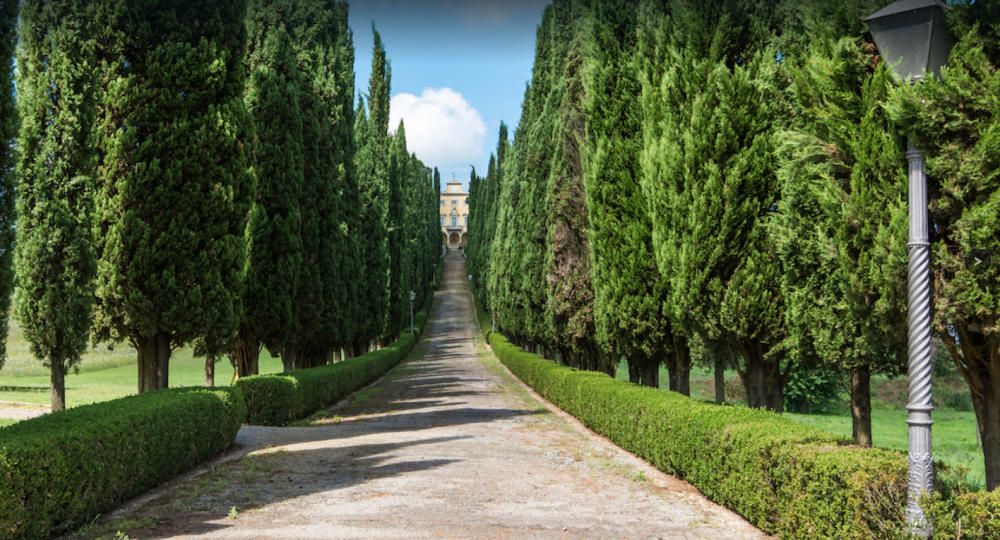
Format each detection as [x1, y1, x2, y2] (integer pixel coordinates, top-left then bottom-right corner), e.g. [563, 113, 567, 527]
[468, 0, 1000, 489]
[1, 0, 439, 410]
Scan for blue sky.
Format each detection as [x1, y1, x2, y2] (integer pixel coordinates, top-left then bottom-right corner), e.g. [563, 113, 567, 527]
[349, 0, 547, 185]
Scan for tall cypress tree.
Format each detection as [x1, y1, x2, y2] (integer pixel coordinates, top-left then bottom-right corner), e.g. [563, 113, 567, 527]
[773, 38, 908, 445]
[543, 30, 604, 372]
[386, 120, 406, 338]
[326, 3, 358, 358]
[232, 0, 305, 378]
[640, 0, 789, 410]
[585, 0, 681, 389]
[479, 125, 507, 311]
[15, 0, 98, 410]
[93, 0, 253, 392]
[282, 0, 352, 368]
[355, 30, 392, 347]
[0, 0, 16, 371]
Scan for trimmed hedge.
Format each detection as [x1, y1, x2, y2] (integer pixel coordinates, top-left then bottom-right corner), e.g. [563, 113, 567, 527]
[923, 490, 1000, 539]
[0, 387, 245, 539]
[237, 308, 430, 426]
[487, 331, 911, 538]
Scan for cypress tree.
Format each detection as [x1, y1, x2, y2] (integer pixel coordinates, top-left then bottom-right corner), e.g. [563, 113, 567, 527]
[0, 0, 16, 370]
[93, 0, 252, 393]
[773, 38, 908, 445]
[386, 120, 406, 338]
[282, 0, 352, 368]
[479, 125, 508, 311]
[639, 1, 788, 410]
[543, 29, 604, 372]
[355, 30, 391, 348]
[231, 0, 305, 378]
[890, 27, 1000, 489]
[584, 0, 681, 389]
[14, 0, 98, 410]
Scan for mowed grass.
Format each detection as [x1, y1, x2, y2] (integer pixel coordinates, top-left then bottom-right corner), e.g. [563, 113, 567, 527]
[614, 361, 984, 488]
[0, 347, 284, 409]
[0, 311, 285, 413]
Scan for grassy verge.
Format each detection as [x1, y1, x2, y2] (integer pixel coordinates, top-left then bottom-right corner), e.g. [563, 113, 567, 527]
[0, 349, 284, 409]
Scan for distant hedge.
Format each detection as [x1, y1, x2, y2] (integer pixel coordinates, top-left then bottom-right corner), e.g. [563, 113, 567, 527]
[0, 387, 245, 539]
[238, 307, 429, 426]
[486, 331, 911, 538]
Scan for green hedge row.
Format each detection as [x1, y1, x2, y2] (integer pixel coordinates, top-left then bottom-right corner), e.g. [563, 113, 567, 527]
[923, 490, 1000, 539]
[0, 387, 245, 539]
[487, 331, 910, 538]
[237, 308, 430, 426]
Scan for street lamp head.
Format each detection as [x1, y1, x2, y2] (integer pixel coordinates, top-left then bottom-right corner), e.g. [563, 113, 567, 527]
[409, 290, 416, 302]
[865, 0, 954, 83]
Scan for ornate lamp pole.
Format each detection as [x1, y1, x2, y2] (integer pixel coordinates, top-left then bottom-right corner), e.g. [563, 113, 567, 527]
[409, 290, 416, 334]
[864, 1, 953, 536]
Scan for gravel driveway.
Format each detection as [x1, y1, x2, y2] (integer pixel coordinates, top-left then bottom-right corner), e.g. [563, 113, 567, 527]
[85, 253, 764, 539]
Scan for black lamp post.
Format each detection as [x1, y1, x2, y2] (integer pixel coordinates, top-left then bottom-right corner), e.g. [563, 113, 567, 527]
[864, 1, 954, 537]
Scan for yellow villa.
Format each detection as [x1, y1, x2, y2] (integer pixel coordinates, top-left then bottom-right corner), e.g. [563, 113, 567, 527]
[440, 180, 469, 250]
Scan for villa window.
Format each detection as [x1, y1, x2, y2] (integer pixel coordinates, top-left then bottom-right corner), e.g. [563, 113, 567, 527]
[451, 199, 457, 206]
[451, 216, 457, 227]
[440, 216, 445, 226]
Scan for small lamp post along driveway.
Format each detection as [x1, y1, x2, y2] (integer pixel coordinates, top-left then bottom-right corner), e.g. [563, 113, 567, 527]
[864, 1, 954, 536]
[409, 290, 416, 334]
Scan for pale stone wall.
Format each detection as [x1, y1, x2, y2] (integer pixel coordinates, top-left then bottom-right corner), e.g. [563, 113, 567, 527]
[440, 181, 469, 249]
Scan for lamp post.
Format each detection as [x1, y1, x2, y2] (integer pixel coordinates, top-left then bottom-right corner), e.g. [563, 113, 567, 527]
[864, 1, 953, 537]
[409, 290, 416, 334]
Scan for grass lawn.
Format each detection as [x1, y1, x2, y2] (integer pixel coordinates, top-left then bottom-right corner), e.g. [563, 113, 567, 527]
[614, 360, 985, 488]
[0, 346, 284, 408]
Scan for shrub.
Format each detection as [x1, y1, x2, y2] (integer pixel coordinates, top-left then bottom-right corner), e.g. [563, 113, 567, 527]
[0, 387, 245, 539]
[238, 309, 429, 426]
[487, 331, 911, 539]
[923, 490, 1000, 539]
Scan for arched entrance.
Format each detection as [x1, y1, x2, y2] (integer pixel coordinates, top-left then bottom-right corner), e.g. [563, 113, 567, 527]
[448, 232, 460, 248]
[461, 232, 468, 248]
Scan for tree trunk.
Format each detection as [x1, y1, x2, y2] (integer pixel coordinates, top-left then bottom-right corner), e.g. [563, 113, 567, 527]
[50, 364, 66, 412]
[205, 356, 215, 388]
[737, 343, 784, 412]
[954, 326, 1000, 490]
[850, 364, 872, 447]
[138, 334, 159, 393]
[230, 330, 261, 379]
[627, 358, 641, 384]
[666, 335, 691, 396]
[641, 358, 659, 388]
[156, 331, 170, 389]
[281, 347, 297, 373]
[714, 355, 726, 404]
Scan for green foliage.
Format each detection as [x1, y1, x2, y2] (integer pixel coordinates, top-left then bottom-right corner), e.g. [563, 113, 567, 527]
[783, 364, 842, 414]
[0, 387, 245, 539]
[639, 1, 788, 408]
[239, 0, 306, 360]
[354, 30, 392, 346]
[92, 0, 253, 385]
[237, 306, 429, 426]
[281, 0, 354, 365]
[582, 0, 677, 384]
[773, 37, 908, 383]
[13, 0, 97, 403]
[922, 490, 1000, 539]
[889, 27, 1000, 488]
[488, 329, 912, 538]
[0, 0, 15, 371]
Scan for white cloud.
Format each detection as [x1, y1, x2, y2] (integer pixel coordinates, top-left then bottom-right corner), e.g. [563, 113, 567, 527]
[389, 88, 486, 171]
